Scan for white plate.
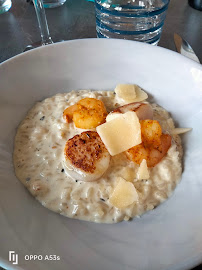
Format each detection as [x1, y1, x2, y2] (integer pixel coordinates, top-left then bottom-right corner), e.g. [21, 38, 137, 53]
[0, 39, 202, 270]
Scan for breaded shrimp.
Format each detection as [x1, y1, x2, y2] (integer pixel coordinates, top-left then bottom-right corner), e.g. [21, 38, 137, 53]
[63, 131, 110, 181]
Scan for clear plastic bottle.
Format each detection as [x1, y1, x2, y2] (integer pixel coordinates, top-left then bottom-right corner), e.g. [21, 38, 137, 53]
[95, 0, 170, 45]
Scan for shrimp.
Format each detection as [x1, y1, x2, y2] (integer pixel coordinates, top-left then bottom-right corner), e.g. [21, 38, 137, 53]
[63, 104, 79, 123]
[140, 120, 162, 147]
[126, 120, 171, 167]
[63, 98, 107, 129]
[63, 131, 110, 181]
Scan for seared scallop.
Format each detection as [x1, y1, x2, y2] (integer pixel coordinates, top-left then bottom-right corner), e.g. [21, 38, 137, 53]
[113, 102, 153, 120]
[63, 131, 110, 181]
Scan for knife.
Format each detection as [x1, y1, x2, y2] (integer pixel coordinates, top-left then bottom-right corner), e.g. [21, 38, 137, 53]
[174, 33, 200, 63]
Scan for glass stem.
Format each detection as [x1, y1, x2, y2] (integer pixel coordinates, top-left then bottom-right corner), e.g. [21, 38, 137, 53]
[33, 0, 53, 45]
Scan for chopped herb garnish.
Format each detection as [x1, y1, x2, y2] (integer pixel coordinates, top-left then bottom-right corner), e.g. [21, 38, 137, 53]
[40, 116, 45, 121]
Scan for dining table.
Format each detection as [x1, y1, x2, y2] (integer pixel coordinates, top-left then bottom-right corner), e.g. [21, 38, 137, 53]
[0, 0, 202, 64]
[0, 0, 201, 270]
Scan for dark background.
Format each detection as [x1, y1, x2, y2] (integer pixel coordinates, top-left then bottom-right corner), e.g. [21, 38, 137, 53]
[0, 0, 202, 63]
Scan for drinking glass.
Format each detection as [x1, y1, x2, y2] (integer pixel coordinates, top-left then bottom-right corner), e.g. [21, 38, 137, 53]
[0, 0, 12, 14]
[33, 0, 53, 46]
[25, 0, 67, 51]
[24, 0, 53, 51]
[95, 0, 170, 45]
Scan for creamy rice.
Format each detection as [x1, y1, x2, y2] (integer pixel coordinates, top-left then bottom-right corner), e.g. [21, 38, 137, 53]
[13, 90, 182, 223]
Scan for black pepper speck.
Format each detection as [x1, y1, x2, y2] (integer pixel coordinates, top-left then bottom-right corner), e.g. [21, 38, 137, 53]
[40, 116, 45, 121]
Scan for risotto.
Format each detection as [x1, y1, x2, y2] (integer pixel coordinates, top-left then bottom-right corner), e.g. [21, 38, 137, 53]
[13, 89, 183, 223]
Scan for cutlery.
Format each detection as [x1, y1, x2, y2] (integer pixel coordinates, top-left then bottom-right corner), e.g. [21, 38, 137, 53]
[174, 33, 200, 63]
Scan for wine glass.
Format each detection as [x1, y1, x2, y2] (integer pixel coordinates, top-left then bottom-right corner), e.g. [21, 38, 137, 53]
[24, 0, 53, 51]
